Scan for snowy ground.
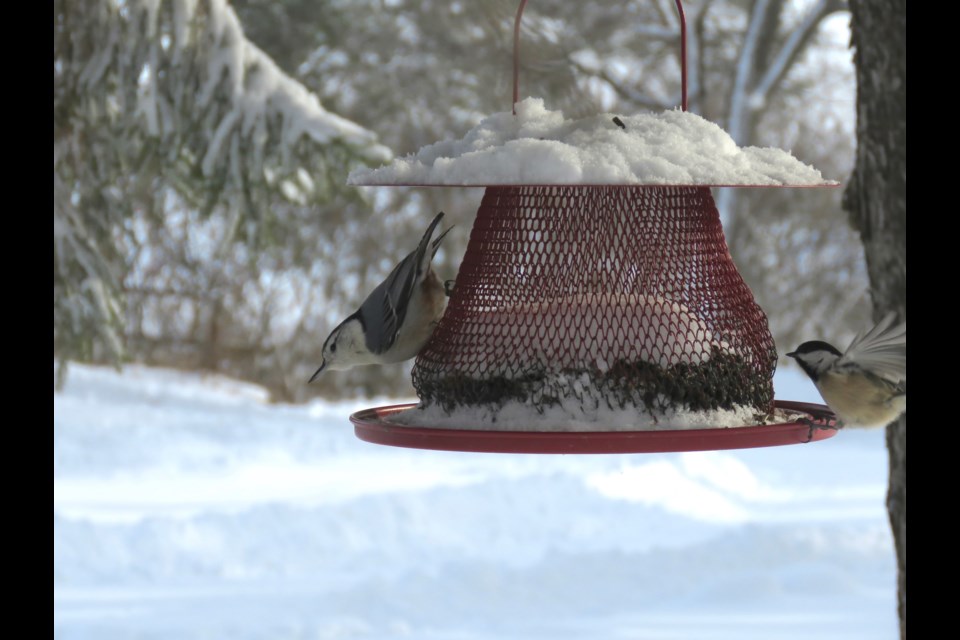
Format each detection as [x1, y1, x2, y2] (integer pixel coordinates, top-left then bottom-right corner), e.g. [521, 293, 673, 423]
[54, 363, 897, 640]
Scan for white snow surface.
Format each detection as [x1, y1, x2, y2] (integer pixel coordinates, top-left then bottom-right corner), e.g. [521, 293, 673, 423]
[388, 398, 801, 431]
[348, 97, 836, 186]
[54, 362, 896, 640]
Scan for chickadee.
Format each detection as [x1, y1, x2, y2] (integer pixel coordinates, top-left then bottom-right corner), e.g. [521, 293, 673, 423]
[309, 212, 452, 380]
[786, 312, 906, 428]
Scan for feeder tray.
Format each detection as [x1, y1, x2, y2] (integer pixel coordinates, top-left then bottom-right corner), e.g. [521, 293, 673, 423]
[351, 401, 838, 454]
[346, 1, 840, 453]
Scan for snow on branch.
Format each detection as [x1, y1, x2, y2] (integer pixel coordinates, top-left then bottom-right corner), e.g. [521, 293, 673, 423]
[53, 0, 392, 368]
[58, 0, 390, 220]
[132, 0, 390, 187]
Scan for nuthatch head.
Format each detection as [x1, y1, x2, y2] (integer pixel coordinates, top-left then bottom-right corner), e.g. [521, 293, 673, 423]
[786, 312, 906, 428]
[309, 212, 452, 381]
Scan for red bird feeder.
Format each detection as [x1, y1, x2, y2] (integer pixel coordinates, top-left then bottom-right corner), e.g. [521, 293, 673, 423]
[348, 0, 839, 453]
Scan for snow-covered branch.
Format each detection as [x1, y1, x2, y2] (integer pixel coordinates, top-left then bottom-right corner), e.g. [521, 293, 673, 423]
[58, 0, 390, 210]
[54, 0, 392, 369]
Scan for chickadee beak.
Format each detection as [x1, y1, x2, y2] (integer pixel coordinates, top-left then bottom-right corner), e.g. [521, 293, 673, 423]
[308, 360, 327, 383]
[785, 351, 797, 359]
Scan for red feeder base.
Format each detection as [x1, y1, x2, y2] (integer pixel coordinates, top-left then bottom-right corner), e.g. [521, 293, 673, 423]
[412, 186, 779, 421]
[350, 400, 838, 454]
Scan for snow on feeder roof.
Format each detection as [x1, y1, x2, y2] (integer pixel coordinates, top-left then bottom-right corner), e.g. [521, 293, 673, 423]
[348, 98, 837, 187]
[346, 0, 839, 453]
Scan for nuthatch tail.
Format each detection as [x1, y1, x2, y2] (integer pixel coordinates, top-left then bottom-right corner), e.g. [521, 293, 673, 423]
[787, 312, 906, 428]
[309, 212, 452, 380]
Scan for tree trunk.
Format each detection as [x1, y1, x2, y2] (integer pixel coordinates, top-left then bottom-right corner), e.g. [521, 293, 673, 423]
[844, 1, 906, 638]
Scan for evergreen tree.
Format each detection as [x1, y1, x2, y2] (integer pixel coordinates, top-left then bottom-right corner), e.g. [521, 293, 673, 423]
[54, 0, 387, 386]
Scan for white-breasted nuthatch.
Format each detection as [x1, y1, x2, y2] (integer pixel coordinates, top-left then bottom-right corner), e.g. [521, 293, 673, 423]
[786, 312, 906, 428]
[309, 212, 452, 380]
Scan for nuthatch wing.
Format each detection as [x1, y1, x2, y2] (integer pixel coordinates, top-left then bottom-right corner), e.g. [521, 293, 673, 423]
[309, 212, 452, 381]
[787, 312, 906, 428]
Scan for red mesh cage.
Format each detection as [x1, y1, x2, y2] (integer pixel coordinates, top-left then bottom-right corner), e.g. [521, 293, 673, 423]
[412, 185, 777, 422]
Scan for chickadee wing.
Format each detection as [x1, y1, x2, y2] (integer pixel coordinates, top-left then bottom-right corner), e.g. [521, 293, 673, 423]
[357, 212, 445, 355]
[839, 311, 906, 383]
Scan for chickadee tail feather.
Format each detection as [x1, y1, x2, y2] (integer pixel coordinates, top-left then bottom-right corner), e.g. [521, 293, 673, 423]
[843, 311, 906, 383]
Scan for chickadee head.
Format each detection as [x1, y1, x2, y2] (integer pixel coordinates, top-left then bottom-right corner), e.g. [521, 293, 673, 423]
[785, 341, 842, 381]
[785, 313, 906, 428]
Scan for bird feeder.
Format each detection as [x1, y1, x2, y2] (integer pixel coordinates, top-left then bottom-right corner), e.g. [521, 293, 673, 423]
[348, 0, 839, 453]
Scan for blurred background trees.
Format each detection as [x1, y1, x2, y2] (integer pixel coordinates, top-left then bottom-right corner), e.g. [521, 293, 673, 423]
[54, 0, 866, 402]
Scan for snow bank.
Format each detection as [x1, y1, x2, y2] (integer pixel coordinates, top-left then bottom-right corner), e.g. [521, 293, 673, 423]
[349, 98, 836, 186]
[54, 363, 894, 640]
